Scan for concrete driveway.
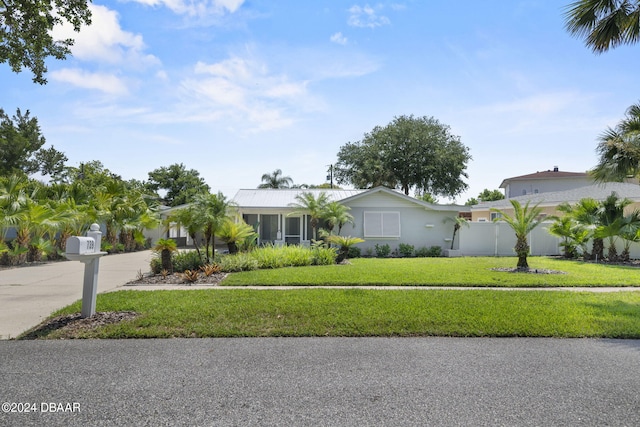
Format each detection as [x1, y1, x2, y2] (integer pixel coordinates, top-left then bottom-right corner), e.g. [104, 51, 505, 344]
[0, 251, 153, 339]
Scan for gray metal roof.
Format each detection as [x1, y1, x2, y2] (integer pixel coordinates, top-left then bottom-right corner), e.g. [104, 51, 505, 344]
[473, 182, 640, 209]
[232, 188, 366, 208]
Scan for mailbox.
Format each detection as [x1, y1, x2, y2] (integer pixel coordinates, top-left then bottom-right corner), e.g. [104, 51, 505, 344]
[66, 236, 97, 255]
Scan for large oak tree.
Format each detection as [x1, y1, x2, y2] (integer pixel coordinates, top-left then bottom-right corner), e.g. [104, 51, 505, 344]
[0, 108, 67, 177]
[335, 115, 471, 197]
[1, 0, 92, 84]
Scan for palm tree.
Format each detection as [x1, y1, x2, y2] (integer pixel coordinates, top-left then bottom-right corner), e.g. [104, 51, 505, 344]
[558, 198, 602, 260]
[548, 215, 590, 258]
[591, 102, 640, 182]
[193, 192, 233, 263]
[153, 238, 177, 273]
[218, 219, 257, 254]
[564, 0, 640, 53]
[444, 216, 469, 250]
[258, 169, 293, 189]
[491, 200, 543, 269]
[619, 209, 640, 261]
[166, 205, 204, 261]
[594, 192, 632, 261]
[323, 201, 354, 235]
[288, 192, 330, 241]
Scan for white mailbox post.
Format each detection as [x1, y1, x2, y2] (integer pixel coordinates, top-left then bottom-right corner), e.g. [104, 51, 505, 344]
[65, 224, 107, 318]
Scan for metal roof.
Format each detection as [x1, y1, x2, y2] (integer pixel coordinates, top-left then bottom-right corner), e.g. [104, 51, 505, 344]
[232, 188, 366, 208]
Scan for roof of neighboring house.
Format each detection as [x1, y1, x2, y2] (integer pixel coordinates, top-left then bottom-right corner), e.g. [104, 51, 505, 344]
[499, 170, 589, 189]
[232, 188, 366, 209]
[473, 182, 640, 210]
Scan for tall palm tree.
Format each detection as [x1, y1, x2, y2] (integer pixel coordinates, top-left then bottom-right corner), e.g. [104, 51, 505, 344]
[258, 169, 293, 189]
[288, 192, 330, 241]
[564, 0, 640, 53]
[591, 102, 640, 182]
[323, 201, 354, 235]
[491, 200, 543, 269]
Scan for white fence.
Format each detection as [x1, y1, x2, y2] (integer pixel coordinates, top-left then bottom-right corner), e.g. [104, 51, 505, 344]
[458, 221, 640, 259]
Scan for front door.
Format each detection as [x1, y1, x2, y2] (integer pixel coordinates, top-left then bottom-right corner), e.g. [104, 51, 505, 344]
[285, 217, 301, 245]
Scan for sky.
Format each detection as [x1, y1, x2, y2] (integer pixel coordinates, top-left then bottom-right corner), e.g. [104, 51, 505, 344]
[2, 0, 640, 204]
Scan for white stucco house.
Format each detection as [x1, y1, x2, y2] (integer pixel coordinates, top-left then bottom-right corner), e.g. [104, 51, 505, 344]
[231, 186, 466, 253]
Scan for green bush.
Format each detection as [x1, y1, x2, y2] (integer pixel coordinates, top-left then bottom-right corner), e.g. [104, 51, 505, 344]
[415, 246, 442, 257]
[173, 250, 206, 272]
[312, 247, 337, 265]
[375, 243, 391, 258]
[218, 253, 259, 272]
[151, 250, 205, 274]
[347, 246, 361, 259]
[398, 243, 415, 257]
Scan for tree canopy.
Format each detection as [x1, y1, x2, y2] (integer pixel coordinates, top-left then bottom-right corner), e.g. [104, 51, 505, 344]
[465, 188, 505, 206]
[145, 163, 210, 207]
[1, 0, 92, 84]
[591, 102, 640, 182]
[0, 108, 67, 177]
[335, 115, 471, 197]
[258, 169, 293, 188]
[564, 0, 640, 53]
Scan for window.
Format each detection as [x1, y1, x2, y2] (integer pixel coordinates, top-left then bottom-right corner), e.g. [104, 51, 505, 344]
[364, 212, 400, 238]
[490, 212, 502, 221]
[260, 214, 279, 243]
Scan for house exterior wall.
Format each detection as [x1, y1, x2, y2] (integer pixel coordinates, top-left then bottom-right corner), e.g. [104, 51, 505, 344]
[471, 205, 559, 222]
[342, 191, 459, 253]
[504, 177, 591, 198]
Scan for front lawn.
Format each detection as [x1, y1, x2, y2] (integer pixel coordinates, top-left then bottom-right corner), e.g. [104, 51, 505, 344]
[221, 257, 640, 287]
[24, 288, 640, 339]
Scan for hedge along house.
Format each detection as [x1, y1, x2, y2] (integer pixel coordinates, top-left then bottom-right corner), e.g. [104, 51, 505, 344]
[231, 186, 466, 253]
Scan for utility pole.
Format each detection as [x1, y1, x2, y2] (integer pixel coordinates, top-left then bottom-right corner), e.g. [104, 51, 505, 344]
[326, 165, 334, 189]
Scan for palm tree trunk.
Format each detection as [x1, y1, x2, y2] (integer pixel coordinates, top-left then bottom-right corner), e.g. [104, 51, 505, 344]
[515, 237, 529, 269]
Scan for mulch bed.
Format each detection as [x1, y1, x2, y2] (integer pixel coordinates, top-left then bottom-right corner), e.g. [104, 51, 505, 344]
[19, 311, 139, 340]
[490, 267, 567, 275]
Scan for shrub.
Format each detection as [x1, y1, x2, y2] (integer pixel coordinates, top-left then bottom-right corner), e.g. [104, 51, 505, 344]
[374, 243, 391, 258]
[173, 250, 205, 273]
[326, 235, 364, 263]
[415, 246, 443, 257]
[182, 269, 200, 283]
[398, 243, 415, 257]
[218, 253, 259, 272]
[312, 247, 338, 265]
[201, 264, 222, 276]
[153, 238, 177, 273]
[347, 246, 361, 259]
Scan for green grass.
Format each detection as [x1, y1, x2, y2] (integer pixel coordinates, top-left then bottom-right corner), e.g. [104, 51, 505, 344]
[28, 289, 640, 339]
[221, 257, 640, 287]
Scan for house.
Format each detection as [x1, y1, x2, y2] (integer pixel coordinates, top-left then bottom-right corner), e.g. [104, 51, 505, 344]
[499, 166, 592, 198]
[232, 186, 465, 253]
[471, 182, 640, 222]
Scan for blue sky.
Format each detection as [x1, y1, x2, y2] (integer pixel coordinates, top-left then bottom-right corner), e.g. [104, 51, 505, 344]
[2, 0, 639, 203]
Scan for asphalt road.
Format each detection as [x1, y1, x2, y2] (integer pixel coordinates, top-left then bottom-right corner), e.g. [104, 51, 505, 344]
[1, 337, 639, 426]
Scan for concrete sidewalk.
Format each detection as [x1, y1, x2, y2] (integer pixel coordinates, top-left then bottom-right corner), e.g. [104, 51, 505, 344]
[0, 251, 153, 339]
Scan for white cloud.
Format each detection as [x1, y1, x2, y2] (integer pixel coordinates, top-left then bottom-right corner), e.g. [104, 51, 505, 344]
[128, 0, 244, 16]
[52, 5, 159, 69]
[50, 69, 129, 95]
[180, 56, 314, 131]
[348, 4, 390, 28]
[330, 32, 348, 45]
